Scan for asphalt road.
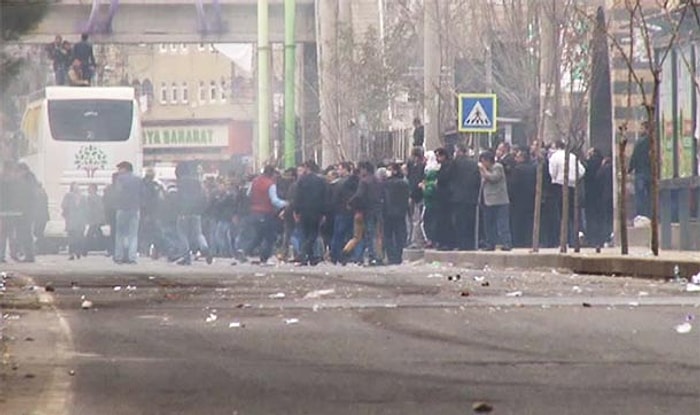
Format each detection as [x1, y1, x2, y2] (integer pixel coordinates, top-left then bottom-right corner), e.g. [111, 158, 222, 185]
[3, 257, 700, 414]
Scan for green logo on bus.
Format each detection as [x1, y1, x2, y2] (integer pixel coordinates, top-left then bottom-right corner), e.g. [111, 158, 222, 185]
[74, 145, 108, 178]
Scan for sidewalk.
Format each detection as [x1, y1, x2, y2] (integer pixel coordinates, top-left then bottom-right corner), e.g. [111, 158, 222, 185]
[419, 247, 700, 280]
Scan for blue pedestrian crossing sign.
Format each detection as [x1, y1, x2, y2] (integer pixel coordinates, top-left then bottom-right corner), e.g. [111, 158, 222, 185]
[458, 93, 498, 133]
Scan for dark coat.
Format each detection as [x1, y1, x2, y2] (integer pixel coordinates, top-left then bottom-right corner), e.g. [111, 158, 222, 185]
[332, 175, 359, 214]
[114, 172, 143, 211]
[349, 175, 381, 215]
[382, 176, 410, 218]
[510, 161, 537, 213]
[176, 176, 206, 215]
[407, 159, 426, 203]
[293, 173, 328, 217]
[448, 155, 481, 205]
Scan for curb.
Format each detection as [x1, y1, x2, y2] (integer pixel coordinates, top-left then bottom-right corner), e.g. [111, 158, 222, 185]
[420, 250, 700, 280]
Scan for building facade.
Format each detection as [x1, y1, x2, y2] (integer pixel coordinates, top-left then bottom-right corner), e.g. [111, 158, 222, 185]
[123, 43, 255, 169]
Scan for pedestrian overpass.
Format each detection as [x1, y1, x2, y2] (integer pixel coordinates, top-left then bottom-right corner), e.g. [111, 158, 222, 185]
[15, 0, 316, 44]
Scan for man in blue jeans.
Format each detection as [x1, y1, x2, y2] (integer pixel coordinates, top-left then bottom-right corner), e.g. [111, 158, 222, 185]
[174, 162, 212, 265]
[478, 151, 512, 251]
[113, 161, 142, 264]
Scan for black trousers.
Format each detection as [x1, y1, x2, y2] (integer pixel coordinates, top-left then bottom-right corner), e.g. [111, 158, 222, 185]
[434, 200, 454, 248]
[300, 213, 322, 264]
[452, 202, 477, 251]
[383, 214, 407, 264]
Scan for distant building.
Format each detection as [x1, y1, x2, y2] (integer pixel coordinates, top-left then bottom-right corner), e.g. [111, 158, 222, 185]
[123, 43, 255, 168]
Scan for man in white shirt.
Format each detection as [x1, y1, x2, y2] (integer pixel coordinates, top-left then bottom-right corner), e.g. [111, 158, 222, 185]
[548, 141, 585, 247]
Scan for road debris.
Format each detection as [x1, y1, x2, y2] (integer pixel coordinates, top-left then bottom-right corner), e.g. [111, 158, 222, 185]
[269, 292, 286, 299]
[205, 312, 218, 323]
[80, 296, 93, 310]
[692, 273, 700, 285]
[505, 291, 522, 297]
[685, 283, 700, 293]
[303, 289, 335, 299]
[675, 322, 692, 334]
[472, 401, 493, 413]
[283, 318, 299, 325]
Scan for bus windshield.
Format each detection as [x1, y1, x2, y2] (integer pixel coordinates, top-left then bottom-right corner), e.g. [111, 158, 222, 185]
[48, 99, 134, 142]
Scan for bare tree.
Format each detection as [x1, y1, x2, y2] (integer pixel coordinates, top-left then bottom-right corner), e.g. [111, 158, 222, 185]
[576, 0, 690, 256]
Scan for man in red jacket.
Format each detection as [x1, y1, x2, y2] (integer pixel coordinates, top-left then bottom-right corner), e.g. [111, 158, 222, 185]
[242, 165, 288, 264]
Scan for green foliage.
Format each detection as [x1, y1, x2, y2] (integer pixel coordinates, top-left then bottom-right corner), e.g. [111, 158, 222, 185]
[1, 0, 49, 41]
[1, 0, 49, 93]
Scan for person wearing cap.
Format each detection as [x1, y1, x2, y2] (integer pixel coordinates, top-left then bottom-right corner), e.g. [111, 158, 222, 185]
[113, 161, 142, 264]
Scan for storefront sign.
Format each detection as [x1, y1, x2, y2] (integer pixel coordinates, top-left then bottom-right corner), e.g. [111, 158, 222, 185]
[143, 125, 228, 148]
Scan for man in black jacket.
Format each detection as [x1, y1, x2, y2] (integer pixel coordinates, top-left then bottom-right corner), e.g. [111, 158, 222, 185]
[292, 160, 328, 266]
[72, 33, 95, 83]
[449, 145, 481, 251]
[348, 161, 383, 265]
[330, 162, 358, 264]
[382, 163, 410, 264]
[510, 149, 537, 247]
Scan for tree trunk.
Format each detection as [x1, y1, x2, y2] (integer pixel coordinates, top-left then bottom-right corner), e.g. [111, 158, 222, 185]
[560, 144, 570, 253]
[617, 131, 629, 255]
[532, 151, 544, 252]
[573, 152, 581, 253]
[648, 79, 661, 256]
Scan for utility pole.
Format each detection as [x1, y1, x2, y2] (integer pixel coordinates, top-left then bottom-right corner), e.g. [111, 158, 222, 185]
[424, 0, 441, 150]
[317, 0, 339, 166]
[540, 0, 560, 145]
[284, 0, 296, 168]
[257, 0, 271, 167]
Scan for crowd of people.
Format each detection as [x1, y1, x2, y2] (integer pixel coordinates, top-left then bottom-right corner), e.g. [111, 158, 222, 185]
[0, 133, 631, 266]
[47, 33, 96, 87]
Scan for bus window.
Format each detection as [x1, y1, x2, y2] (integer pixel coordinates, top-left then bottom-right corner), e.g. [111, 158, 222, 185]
[47, 99, 133, 142]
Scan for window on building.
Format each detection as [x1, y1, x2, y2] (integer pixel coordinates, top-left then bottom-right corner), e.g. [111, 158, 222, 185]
[160, 82, 168, 104]
[198, 81, 206, 103]
[171, 82, 179, 104]
[209, 81, 217, 102]
[219, 80, 227, 103]
[181, 82, 189, 104]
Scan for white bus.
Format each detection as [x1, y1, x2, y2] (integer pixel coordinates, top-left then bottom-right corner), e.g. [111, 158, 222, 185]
[19, 86, 143, 243]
